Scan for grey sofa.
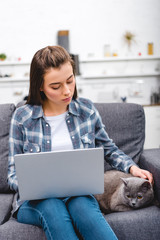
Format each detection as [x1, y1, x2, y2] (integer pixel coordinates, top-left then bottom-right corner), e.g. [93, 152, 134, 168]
[0, 102, 160, 240]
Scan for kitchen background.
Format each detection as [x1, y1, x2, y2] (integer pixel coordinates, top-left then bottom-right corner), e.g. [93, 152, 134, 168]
[0, 0, 160, 148]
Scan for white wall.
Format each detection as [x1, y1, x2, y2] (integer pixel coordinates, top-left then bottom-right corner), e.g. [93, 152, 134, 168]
[0, 0, 160, 60]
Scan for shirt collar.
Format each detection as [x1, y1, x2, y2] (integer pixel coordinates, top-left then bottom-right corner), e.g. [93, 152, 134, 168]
[68, 98, 94, 119]
[32, 105, 44, 119]
[31, 98, 94, 119]
[31, 103, 77, 120]
[68, 99, 80, 116]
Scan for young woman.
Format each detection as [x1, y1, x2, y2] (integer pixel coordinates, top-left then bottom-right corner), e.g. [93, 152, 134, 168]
[8, 45, 153, 240]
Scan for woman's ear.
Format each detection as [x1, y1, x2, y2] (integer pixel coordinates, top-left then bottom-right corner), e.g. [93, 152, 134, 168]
[40, 85, 43, 91]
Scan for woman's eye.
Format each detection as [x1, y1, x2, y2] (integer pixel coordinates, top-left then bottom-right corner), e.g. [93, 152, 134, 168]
[67, 80, 73, 84]
[52, 86, 60, 90]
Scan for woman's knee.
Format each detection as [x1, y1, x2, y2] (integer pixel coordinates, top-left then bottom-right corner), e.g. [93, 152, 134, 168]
[33, 198, 73, 224]
[67, 195, 100, 219]
[35, 198, 65, 213]
[17, 201, 42, 226]
[68, 195, 98, 210]
[17, 198, 67, 225]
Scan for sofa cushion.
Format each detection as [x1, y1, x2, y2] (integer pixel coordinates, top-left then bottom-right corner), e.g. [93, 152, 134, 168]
[105, 206, 160, 240]
[139, 148, 160, 202]
[0, 218, 46, 240]
[0, 193, 14, 225]
[0, 104, 16, 192]
[95, 103, 145, 167]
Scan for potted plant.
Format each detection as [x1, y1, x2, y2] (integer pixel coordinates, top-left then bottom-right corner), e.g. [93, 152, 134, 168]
[123, 31, 136, 55]
[0, 53, 7, 61]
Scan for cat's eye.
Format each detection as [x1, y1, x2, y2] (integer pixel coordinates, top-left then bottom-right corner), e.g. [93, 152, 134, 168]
[127, 195, 131, 198]
[137, 195, 142, 199]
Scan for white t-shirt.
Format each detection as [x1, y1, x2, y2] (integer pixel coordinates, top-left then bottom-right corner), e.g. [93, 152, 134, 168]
[44, 111, 73, 151]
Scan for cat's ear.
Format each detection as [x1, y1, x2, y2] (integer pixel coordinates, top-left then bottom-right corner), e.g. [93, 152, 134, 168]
[120, 177, 128, 186]
[141, 181, 151, 193]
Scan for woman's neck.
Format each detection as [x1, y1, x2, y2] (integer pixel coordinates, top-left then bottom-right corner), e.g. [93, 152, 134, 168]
[42, 101, 68, 117]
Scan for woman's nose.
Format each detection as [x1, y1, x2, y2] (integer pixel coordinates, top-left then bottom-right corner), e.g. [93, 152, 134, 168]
[63, 84, 70, 95]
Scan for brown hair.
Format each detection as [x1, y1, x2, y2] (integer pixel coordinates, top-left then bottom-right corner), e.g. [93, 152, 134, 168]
[26, 45, 77, 105]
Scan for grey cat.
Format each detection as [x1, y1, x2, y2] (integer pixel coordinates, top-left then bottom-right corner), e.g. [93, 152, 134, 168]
[94, 170, 154, 213]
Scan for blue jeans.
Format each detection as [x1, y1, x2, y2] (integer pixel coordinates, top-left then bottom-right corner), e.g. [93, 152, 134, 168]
[17, 195, 118, 240]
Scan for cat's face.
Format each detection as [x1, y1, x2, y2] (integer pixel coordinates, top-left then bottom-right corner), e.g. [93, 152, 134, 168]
[121, 177, 154, 209]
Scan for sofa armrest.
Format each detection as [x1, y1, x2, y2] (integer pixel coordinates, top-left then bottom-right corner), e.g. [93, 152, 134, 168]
[139, 148, 160, 202]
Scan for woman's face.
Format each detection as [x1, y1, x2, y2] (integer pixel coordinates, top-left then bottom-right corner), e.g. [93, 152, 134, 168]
[41, 62, 76, 114]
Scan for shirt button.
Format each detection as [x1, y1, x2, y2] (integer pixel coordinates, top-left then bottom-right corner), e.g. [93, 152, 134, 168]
[30, 148, 33, 152]
[46, 124, 49, 127]
[36, 147, 40, 152]
[47, 140, 50, 144]
[72, 136, 75, 139]
[68, 120, 70, 123]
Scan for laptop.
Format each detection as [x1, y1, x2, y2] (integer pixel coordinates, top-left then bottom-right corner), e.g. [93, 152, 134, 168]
[14, 148, 104, 201]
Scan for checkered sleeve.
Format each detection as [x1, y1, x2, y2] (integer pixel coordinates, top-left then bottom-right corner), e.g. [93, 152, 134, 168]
[7, 111, 24, 192]
[93, 105, 138, 173]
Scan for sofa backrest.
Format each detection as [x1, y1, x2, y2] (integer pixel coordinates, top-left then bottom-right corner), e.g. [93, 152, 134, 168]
[0, 104, 16, 192]
[95, 103, 145, 169]
[0, 102, 145, 192]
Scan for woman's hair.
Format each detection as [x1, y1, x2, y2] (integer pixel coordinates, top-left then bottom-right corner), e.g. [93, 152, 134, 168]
[26, 45, 77, 105]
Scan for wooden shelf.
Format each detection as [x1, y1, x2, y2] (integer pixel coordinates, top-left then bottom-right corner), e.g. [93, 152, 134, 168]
[0, 77, 29, 83]
[81, 72, 160, 79]
[0, 61, 30, 66]
[80, 55, 160, 63]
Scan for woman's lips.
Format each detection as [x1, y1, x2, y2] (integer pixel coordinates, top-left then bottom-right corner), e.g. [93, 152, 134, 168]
[62, 97, 71, 102]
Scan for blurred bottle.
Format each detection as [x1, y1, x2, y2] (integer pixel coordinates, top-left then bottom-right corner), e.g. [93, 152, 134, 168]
[148, 43, 153, 55]
[104, 44, 111, 57]
[57, 30, 70, 52]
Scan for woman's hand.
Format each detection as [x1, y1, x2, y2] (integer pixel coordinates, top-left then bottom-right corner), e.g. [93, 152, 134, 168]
[130, 165, 153, 184]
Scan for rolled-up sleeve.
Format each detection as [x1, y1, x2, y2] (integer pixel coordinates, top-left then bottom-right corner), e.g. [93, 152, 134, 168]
[8, 111, 23, 192]
[93, 106, 137, 173]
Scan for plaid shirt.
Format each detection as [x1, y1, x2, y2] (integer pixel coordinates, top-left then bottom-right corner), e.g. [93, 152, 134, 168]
[8, 97, 136, 213]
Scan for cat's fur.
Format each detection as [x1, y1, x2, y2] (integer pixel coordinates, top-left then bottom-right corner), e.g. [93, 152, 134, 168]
[94, 170, 154, 213]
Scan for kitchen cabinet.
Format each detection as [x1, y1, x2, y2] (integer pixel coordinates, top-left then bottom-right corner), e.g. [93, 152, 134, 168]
[79, 55, 160, 105]
[0, 80, 29, 104]
[0, 61, 30, 104]
[80, 55, 160, 79]
[144, 106, 160, 149]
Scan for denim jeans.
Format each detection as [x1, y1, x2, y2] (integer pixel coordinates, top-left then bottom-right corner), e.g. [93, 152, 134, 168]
[17, 195, 118, 240]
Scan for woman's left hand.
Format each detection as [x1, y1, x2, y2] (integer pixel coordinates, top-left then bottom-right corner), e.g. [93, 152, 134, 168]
[130, 165, 154, 185]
